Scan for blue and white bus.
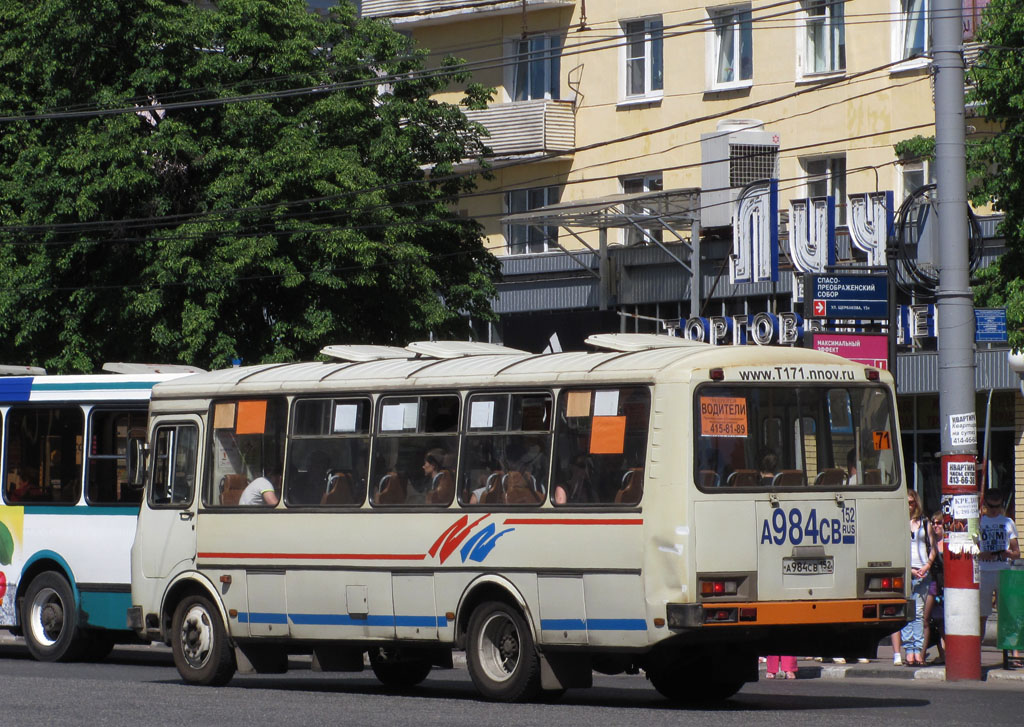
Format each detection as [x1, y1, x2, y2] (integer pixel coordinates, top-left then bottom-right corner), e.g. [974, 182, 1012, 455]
[0, 364, 198, 661]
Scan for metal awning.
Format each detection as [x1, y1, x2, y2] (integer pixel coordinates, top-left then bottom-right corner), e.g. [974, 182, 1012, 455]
[501, 187, 701, 228]
[501, 187, 703, 312]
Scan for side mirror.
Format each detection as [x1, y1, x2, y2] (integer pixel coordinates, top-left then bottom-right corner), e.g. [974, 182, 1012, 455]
[127, 437, 146, 488]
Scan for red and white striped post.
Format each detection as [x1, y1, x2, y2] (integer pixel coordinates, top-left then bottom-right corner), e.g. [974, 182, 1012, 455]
[941, 454, 981, 681]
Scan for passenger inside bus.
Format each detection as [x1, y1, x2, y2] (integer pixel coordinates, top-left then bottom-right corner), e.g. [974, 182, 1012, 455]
[239, 470, 281, 506]
[7, 466, 40, 502]
[553, 455, 593, 504]
[758, 450, 779, 486]
[423, 448, 454, 505]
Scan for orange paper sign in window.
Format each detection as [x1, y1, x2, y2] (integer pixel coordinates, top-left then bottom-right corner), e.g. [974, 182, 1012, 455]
[236, 400, 268, 435]
[873, 431, 892, 450]
[590, 416, 626, 454]
[699, 396, 748, 437]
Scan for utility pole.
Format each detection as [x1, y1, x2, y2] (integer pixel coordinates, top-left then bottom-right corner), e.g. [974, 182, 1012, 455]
[933, 0, 980, 681]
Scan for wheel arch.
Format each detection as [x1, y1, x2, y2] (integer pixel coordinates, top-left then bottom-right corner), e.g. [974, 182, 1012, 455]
[454, 574, 535, 649]
[17, 551, 79, 618]
[159, 572, 230, 644]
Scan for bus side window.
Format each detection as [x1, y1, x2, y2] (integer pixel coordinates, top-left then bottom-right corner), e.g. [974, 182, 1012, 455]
[149, 424, 198, 507]
[552, 387, 650, 506]
[5, 406, 83, 505]
[206, 399, 287, 507]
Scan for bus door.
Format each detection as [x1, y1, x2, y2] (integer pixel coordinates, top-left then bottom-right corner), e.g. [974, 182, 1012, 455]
[138, 418, 201, 580]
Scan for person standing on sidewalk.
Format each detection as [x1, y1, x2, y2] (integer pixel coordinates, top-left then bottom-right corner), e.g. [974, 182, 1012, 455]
[764, 655, 797, 680]
[897, 490, 935, 666]
[979, 488, 1021, 665]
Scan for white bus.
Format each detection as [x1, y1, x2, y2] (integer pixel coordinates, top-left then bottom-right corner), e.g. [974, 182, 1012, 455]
[129, 335, 910, 702]
[0, 365, 198, 661]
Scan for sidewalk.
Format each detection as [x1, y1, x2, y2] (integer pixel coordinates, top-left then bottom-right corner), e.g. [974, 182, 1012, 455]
[763, 618, 1024, 683]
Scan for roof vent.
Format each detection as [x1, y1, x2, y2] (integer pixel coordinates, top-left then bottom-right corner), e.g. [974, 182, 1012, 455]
[0, 365, 46, 376]
[102, 363, 206, 374]
[585, 333, 708, 353]
[404, 341, 530, 359]
[320, 345, 415, 362]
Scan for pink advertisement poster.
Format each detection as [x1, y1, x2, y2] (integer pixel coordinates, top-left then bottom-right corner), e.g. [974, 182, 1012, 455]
[812, 334, 889, 369]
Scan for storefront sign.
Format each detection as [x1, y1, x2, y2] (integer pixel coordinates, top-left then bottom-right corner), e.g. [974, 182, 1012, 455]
[811, 334, 889, 369]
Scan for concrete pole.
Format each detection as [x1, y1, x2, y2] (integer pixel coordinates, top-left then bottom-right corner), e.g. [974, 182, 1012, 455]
[933, 0, 980, 681]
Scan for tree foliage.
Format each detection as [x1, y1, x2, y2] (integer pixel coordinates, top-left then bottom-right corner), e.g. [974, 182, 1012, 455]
[967, 0, 1024, 349]
[0, 0, 498, 371]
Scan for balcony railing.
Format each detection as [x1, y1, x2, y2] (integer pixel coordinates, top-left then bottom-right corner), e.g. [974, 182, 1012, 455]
[361, 0, 576, 27]
[465, 99, 575, 157]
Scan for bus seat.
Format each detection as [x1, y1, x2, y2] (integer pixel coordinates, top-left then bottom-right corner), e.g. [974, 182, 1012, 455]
[376, 472, 406, 505]
[220, 474, 248, 505]
[504, 472, 542, 504]
[814, 468, 848, 486]
[863, 468, 882, 485]
[479, 472, 505, 505]
[426, 470, 454, 505]
[698, 470, 720, 488]
[321, 472, 356, 505]
[772, 470, 806, 487]
[726, 469, 759, 487]
[615, 467, 644, 504]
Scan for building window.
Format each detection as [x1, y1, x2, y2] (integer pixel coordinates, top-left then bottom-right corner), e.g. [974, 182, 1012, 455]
[513, 35, 561, 101]
[804, 156, 847, 225]
[621, 17, 663, 99]
[899, 160, 932, 200]
[711, 6, 753, 87]
[506, 186, 560, 255]
[899, 0, 930, 60]
[804, 0, 845, 74]
[621, 174, 664, 245]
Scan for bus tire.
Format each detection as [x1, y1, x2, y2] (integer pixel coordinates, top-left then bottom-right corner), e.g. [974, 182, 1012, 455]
[465, 600, 541, 702]
[171, 595, 236, 686]
[21, 572, 87, 662]
[647, 654, 744, 704]
[82, 632, 116, 662]
[368, 648, 433, 689]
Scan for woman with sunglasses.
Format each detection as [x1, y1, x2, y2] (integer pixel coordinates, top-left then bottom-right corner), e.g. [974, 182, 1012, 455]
[892, 490, 935, 666]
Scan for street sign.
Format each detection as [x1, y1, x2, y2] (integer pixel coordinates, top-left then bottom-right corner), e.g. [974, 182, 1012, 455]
[809, 275, 888, 319]
[975, 308, 1007, 342]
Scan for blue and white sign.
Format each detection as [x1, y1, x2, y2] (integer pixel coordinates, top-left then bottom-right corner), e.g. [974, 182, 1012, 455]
[809, 275, 888, 319]
[975, 308, 1008, 343]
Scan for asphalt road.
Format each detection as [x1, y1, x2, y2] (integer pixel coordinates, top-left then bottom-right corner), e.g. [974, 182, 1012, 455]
[0, 642, 1020, 727]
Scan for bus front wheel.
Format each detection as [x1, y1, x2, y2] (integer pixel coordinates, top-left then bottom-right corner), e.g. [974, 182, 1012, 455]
[171, 595, 236, 686]
[21, 572, 87, 662]
[466, 600, 541, 702]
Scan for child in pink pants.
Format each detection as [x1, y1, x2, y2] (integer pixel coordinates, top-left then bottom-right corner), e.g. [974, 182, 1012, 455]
[765, 655, 797, 679]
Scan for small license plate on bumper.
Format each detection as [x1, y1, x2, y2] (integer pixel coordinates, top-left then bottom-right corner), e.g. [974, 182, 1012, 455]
[782, 557, 834, 575]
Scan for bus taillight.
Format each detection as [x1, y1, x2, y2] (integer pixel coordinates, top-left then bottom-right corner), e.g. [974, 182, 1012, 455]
[700, 579, 738, 597]
[865, 573, 905, 593]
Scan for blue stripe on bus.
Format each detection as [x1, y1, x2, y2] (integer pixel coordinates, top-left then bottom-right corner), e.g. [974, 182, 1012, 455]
[239, 613, 450, 627]
[0, 377, 33, 401]
[20, 506, 139, 516]
[79, 591, 133, 631]
[540, 618, 647, 632]
[29, 381, 158, 392]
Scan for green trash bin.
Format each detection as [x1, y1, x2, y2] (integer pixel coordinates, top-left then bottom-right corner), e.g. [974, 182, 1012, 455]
[997, 564, 1024, 654]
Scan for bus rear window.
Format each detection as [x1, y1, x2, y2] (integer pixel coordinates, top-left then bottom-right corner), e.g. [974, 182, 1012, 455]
[695, 384, 898, 489]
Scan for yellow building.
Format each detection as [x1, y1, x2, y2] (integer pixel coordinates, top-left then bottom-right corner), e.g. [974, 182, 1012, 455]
[361, 1, 1022, 531]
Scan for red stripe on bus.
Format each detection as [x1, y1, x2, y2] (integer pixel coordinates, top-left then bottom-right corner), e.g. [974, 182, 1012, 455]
[501, 518, 644, 526]
[197, 552, 426, 561]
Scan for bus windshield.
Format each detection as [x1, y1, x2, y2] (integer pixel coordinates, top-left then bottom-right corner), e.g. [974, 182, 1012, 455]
[694, 383, 898, 489]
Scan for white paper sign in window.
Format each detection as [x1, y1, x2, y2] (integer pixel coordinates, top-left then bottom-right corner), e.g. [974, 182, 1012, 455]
[333, 404, 359, 433]
[594, 390, 620, 416]
[382, 402, 418, 432]
[470, 400, 495, 429]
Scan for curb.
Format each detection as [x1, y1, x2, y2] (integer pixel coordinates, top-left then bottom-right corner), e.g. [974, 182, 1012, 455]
[761, 664, 1024, 683]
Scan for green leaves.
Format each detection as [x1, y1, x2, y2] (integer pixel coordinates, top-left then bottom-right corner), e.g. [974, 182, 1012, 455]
[0, 0, 497, 371]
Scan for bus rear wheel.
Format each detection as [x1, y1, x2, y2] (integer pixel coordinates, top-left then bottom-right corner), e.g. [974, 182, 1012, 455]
[646, 650, 745, 704]
[369, 648, 433, 689]
[466, 600, 541, 702]
[22, 572, 87, 662]
[171, 595, 236, 686]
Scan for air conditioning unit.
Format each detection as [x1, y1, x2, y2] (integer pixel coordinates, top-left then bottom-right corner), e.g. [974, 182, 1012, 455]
[700, 120, 780, 229]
